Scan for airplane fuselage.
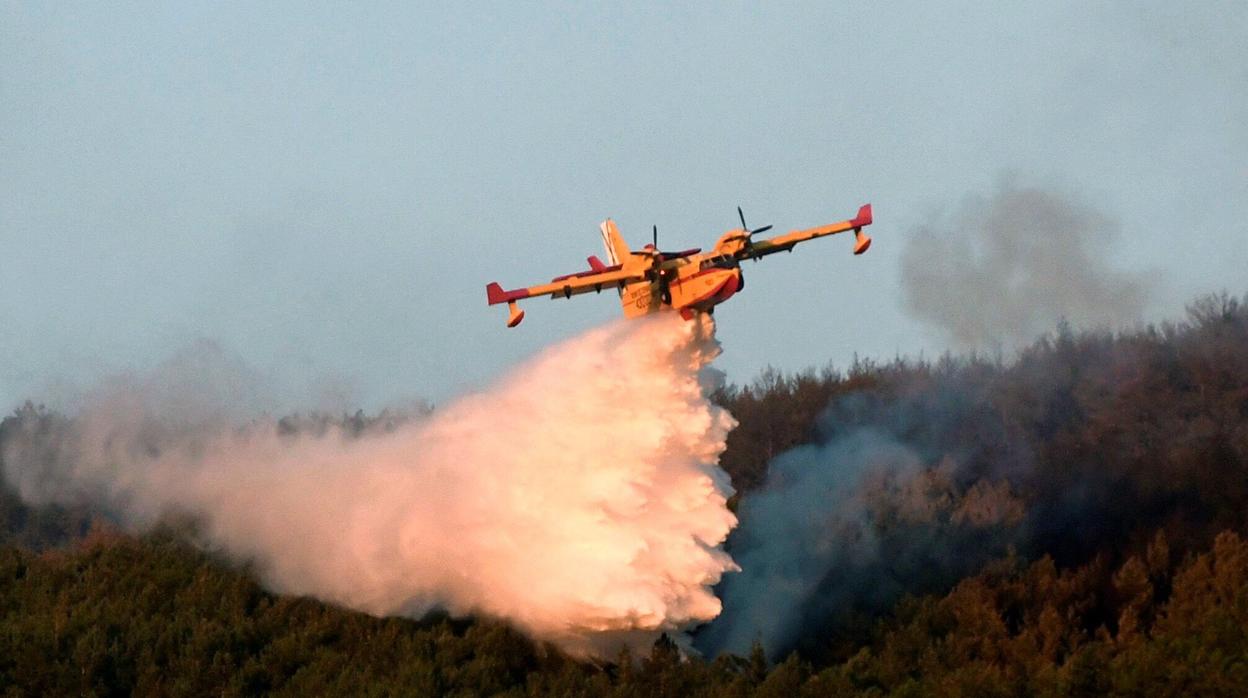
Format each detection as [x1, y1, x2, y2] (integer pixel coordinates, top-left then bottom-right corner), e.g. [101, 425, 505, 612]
[625, 252, 744, 319]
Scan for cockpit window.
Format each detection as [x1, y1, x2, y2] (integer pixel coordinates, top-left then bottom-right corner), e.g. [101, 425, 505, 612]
[700, 255, 735, 270]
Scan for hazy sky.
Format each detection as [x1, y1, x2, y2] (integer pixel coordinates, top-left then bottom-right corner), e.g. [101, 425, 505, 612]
[3, 2, 1245, 410]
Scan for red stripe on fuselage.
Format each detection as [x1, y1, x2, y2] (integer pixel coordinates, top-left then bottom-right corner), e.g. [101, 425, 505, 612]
[678, 269, 741, 309]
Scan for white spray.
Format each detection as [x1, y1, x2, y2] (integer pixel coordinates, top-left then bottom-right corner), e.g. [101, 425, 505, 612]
[2, 314, 739, 656]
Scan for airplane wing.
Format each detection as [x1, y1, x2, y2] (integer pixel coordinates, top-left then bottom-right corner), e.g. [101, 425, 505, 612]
[659, 247, 701, 261]
[485, 255, 650, 327]
[738, 204, 873, 261]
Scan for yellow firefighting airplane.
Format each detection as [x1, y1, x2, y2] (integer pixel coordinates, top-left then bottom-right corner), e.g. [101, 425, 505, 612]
[486, 204, 873, 327]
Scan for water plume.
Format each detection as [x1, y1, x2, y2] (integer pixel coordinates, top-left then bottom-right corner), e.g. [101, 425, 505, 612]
[1, 314, 739, 656]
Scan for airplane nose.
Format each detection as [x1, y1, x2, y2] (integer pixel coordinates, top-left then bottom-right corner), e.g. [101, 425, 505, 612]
[712, 271, 741, 302]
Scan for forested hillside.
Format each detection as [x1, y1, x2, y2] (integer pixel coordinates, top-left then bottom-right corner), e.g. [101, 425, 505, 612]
[3, 292, 1246, 696]
[704, 291, 1248, 663]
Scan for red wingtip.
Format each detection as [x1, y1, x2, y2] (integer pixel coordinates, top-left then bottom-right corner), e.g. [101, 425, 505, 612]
[851, 204, 873, 229]
[487, 282, 532, 306]
[486, 282, 507, 305]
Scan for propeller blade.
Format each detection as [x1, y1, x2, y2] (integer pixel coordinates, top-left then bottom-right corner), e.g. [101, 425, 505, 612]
[653, 224, 658, 248]
[749, 225, 772, 236]
[737, 206, 747, 230]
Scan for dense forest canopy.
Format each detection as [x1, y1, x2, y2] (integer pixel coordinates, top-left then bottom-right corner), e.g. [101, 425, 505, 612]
[2, 292, 1246, 695]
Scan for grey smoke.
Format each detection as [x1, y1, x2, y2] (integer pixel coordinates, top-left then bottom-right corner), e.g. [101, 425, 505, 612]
[696, 369, 1033, 659]
[697, 429, 920, 657]
[697, 424, 1024, 658]
[901, 181, 1154, 349]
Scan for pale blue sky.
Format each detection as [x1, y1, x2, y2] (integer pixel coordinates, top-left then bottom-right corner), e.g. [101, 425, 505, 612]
[2, 2, 1245, 410]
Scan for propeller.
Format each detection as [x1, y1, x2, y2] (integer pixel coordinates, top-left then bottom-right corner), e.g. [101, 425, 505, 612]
[737, 206, 772, 238]
[651, 224, 672, 304]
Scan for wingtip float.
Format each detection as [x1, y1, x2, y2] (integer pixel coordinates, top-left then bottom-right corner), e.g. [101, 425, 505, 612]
[486, 203, 874, 327]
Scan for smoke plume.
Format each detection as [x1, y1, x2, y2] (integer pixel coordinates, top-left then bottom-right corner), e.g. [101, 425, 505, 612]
[698, 428, 1023, 658]
[1, 314, 739, 656]
[901, 180, 1153, 349]
[697, 368, 1032, 659]
[700, 293, 1248, 659]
